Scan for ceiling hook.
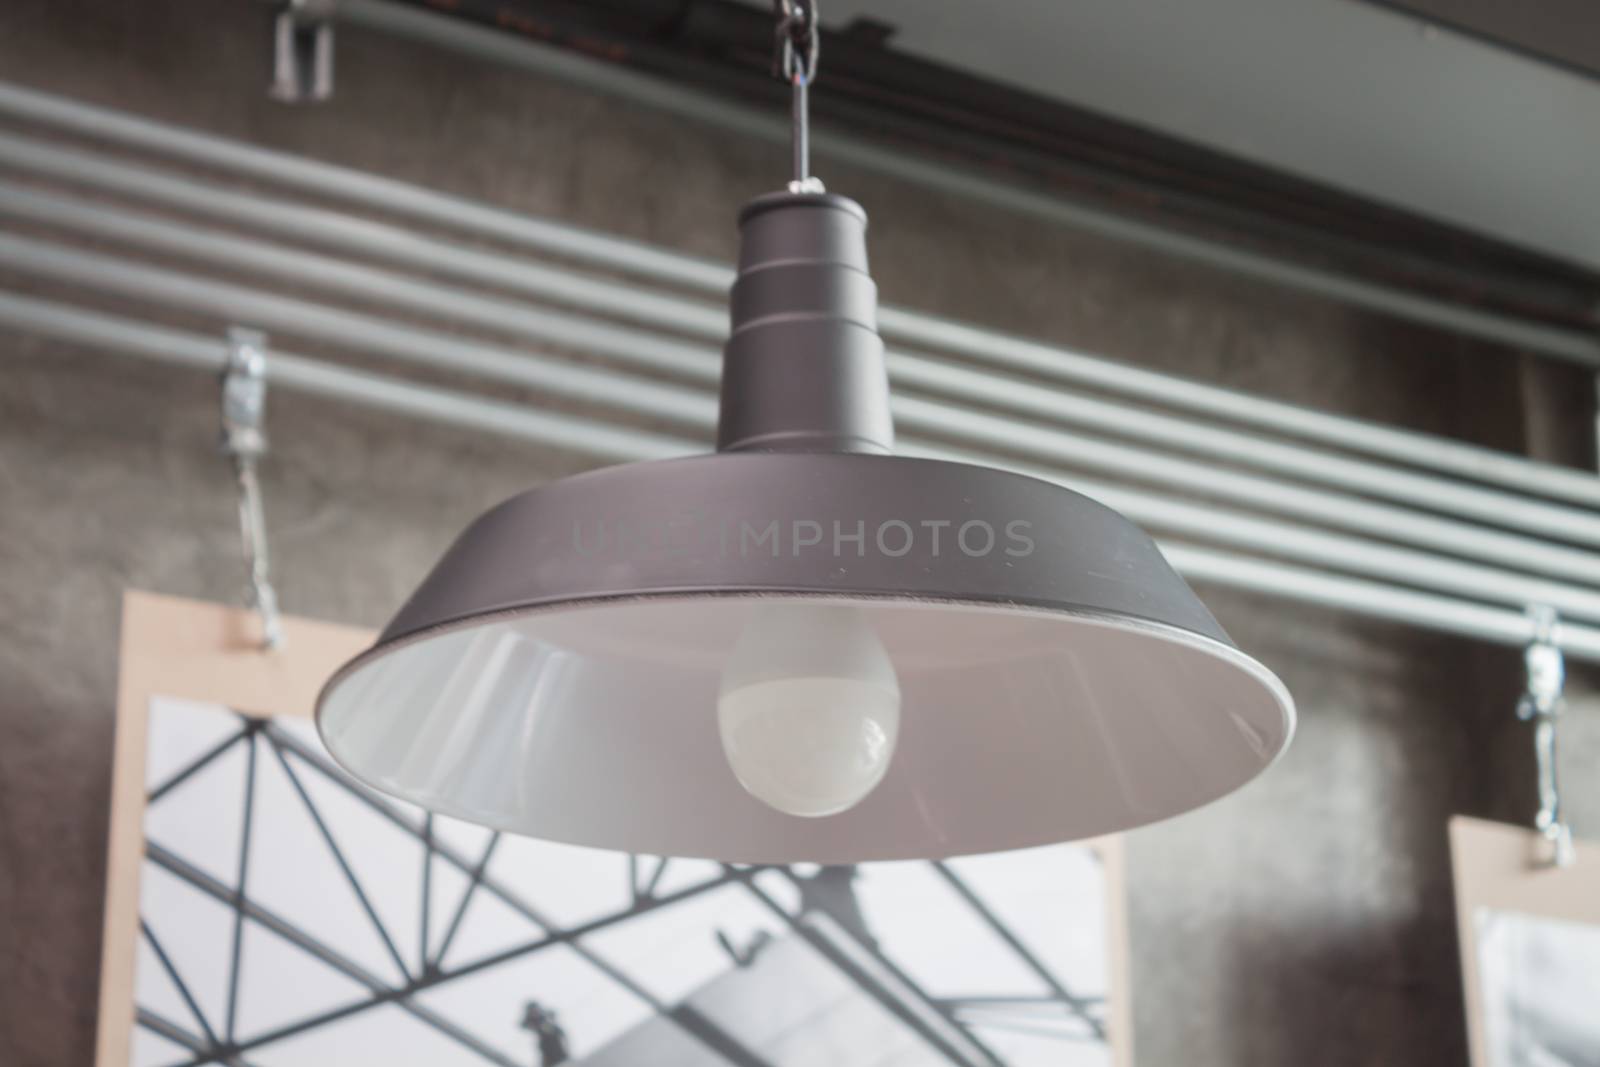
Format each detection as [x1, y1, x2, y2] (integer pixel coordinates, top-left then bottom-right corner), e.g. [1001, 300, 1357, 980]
[1516, 605, 1572, 867]
[221, 327, 284, 650]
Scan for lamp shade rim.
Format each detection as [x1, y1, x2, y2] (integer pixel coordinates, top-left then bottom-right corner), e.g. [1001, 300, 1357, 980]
[318, 587, 1293, 714]
[315, 592, 1295, 862]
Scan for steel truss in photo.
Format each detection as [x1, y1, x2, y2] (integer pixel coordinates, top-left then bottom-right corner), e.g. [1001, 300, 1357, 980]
[101, 593, 1132, 1067]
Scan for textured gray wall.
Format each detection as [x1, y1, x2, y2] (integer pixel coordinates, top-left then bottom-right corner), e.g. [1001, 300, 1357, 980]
[0, 2, 1597, 1065]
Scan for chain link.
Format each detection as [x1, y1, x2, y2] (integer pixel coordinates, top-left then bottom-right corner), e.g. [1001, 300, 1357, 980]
[773, 0, 819, 84]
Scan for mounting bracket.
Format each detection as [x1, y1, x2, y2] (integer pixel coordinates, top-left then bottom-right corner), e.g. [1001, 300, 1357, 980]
[270, 0, 336, 104]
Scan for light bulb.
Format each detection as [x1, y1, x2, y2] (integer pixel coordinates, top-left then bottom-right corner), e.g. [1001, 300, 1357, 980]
[718, 602, 901, 817]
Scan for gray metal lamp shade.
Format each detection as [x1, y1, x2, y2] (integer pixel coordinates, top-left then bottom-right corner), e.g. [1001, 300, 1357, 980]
[317, 193, 1294, 864]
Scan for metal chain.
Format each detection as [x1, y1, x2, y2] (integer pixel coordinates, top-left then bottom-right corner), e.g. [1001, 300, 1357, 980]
[773, 0, 820, 83]
[773, 0, 824, 193]
[221, 328, 284, 650]
[1516, 605, 1572, 866]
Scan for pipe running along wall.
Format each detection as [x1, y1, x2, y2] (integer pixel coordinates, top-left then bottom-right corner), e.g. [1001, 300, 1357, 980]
[1, 84, 1598, 661]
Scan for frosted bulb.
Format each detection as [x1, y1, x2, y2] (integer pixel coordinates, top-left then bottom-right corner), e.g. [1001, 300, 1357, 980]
[718, 603, 902, 817]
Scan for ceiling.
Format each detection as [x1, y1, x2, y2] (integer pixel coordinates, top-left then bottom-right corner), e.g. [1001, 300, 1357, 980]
[1376, 0, 1600, 80]
[379, 0, 1600, 339]
[802, 0, 1600, 275]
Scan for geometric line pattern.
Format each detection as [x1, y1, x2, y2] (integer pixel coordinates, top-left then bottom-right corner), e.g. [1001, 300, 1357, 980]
[135, 708, 1111, 1066]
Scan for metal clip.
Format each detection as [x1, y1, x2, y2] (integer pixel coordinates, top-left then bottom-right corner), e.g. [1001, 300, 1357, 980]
[1516, 605, 1572, 867]
[271, 0, 336, 104]
[221, 328, 283, 650]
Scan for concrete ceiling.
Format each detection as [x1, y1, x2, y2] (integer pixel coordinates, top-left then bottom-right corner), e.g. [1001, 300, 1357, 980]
[811, 0, 1600, 273]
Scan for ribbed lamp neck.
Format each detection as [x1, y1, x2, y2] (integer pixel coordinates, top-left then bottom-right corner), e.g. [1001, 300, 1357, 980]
[715, 192, 895, 454]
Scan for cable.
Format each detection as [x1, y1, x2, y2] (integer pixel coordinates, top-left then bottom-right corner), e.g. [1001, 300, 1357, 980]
[774, 0, 823, 192]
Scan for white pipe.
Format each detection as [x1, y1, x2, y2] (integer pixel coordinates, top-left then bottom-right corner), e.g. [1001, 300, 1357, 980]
[0, 134, 729, 342]
[6, 177, 1598, 546]
[1, 83, 1596, 509]
[0, 234, 717, 428]
[7, 239, 1600, 623]
[0, 82, 731, 291]
[4, 289, 1597, 662]
[0, 180, 718, 382]
[906, 443, 1600, 627]
[0, 291, 691, 462]
[6, 231, 1600, 590]
[879, 307, 1600, 511]
[1158, 544, 1600, 661]
[888, 357, 1600, 545]
[895, 393, 1600, 586]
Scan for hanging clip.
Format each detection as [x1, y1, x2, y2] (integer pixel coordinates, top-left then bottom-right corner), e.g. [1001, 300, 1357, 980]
[1515, 605, 1572, 867]
[221, 328, 284, 650]
[270, 0, 336, 105]
[773, 0, 824, 194]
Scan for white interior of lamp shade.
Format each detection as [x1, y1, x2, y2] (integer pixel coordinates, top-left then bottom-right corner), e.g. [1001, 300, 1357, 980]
[318, 596, 1294, 863]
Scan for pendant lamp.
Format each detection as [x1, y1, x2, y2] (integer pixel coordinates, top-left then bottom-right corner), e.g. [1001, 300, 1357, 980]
[316, 1, 1294, 864]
